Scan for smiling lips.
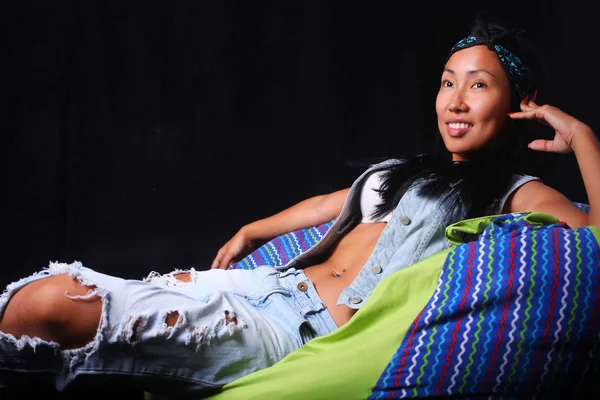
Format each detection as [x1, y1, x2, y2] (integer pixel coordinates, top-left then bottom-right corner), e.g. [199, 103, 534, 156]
[446, 122, 473, 138]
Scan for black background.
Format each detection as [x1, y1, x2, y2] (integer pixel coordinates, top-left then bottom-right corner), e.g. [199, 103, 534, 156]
[2, 0, 598, 289]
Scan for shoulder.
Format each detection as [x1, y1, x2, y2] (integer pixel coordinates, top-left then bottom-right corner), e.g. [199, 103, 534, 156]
[505, 179, 589, 228]
[508, 178, 566, 209]
[485, 174, 542, 215]
[503, 173, 542, 194]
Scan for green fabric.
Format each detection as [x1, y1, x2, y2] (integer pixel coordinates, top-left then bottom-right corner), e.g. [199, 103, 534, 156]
[206, 250, 448, 400]
[445, 212, 559, 246]
[590, 226, 600, 245]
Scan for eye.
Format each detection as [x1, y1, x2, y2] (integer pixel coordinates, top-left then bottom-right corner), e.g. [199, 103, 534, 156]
[472, 81, 487, 89]
[442, 79, 453, 88]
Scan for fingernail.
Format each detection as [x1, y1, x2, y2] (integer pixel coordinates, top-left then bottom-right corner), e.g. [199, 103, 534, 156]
[523, 95, 529, 103]
[507, 112, 515, 116]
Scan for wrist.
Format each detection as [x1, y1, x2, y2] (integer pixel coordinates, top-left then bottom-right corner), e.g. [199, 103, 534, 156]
[240, 221, 263, 242]
[571, 125, 598, 152]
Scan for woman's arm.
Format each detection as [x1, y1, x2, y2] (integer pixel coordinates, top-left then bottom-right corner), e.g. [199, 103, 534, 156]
[506, 99, 600, 228]
[211, 188, 349, 269]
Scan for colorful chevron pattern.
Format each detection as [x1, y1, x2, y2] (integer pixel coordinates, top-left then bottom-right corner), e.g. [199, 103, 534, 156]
[228, 219, 336, 270]
[368, 213, 600, 399]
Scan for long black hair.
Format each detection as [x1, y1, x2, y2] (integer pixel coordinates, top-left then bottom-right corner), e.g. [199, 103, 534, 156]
[372, 16, 546, 220]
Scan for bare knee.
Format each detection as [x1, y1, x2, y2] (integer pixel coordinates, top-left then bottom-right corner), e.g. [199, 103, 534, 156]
[0, 274, 102, 349]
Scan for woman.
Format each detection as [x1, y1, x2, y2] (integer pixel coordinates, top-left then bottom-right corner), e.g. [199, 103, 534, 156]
[1, 17, 598, 397]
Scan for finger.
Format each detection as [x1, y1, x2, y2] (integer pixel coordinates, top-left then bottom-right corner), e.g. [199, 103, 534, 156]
[519, 100, 537, 112]
[219, 252, 235, 270]
[528, 139, 557, 152]
[509, 108, 553, 127]
[211, 249, 226, 269]
[508, 109, 537, 119]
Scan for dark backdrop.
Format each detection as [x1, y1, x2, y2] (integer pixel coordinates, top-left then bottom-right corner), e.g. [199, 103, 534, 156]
[1, 0, 597, 288]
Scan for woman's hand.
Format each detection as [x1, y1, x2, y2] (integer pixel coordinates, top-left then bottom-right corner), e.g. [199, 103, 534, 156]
[209, 188, 348, 270]
[211, 228, 255, 270]
[509, 98, 593, 153]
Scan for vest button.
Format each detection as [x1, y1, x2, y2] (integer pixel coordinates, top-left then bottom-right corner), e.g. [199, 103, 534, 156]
[399, 215, 411, 225]
[372, 263, 382, 274]
[350, 296, 362, 304]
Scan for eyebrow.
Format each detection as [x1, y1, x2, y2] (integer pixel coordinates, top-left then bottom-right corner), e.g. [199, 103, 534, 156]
[443, 68, 497, 78]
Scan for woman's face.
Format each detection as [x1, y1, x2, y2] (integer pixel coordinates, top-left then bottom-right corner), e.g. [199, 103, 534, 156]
[436, 45, 513, 162]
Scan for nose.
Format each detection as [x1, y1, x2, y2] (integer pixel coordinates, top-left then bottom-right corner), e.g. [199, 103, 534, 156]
[448, 89, 468, 112]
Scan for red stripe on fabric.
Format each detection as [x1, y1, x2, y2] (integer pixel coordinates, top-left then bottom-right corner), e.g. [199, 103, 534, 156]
[462, 242, 475, 311]
[484, 230, 516, 389]
[393, 310, 424, 388]
[317, 224, 328, 234]
[435, 244, 476, 395]
[253, 250, 265, 265]
[273, 238, 287, 264]
[296, 230, 308, 251]
[438, 311, 463, 395]
[530, 229, 559, 383]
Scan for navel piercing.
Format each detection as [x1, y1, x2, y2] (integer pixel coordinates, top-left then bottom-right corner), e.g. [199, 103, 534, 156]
[332, 268, 347, 278]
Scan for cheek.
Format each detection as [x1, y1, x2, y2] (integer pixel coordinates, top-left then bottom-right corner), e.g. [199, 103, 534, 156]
[435, 94, 445, 123]
[478, 98, 509, 125]
[435, 90, 445, 111]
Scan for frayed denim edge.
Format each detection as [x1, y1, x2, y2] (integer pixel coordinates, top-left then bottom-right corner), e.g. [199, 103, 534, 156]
[0, 261, 109, 379]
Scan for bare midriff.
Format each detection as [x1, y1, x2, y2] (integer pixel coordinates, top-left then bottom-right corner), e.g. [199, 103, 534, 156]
[304, 222, 387, 327]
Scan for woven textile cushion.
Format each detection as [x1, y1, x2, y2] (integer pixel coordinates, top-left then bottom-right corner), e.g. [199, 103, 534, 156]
[227, 220, 335, 270]
[369, 212, 600, 398]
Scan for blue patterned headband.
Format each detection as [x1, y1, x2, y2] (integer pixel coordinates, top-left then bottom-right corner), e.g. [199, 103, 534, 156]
[446, 35, 533, 100]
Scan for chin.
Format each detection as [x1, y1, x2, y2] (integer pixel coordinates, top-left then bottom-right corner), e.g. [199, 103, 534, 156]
[443, 143, 477, 160]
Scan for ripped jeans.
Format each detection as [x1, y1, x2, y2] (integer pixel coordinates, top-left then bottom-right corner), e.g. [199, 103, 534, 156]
[0, 262, 337, 396]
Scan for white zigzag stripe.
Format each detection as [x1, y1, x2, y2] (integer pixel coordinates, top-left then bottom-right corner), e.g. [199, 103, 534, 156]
[494, 226, 528, 392]
[403, 328, 428, 396]
[448, 243, 484, 394]
[292, 234, 302, 255]
[268, 242, 282, 266]
[534, 231, 571, 399]
[400, 268, 447, 398]
[315, 227, 324, 239]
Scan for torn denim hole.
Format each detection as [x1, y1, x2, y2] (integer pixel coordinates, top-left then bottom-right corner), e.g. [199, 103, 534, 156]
[0, 262, 110, 374]
[56, 265, 109, 372]
[119, 314, 149, 344]
[143, 268, 199, 288]
[186, 310, 248, 352]
[0, 262, 81, 317]
[160, 310, 185, 339]
[117, 308, 248, 350]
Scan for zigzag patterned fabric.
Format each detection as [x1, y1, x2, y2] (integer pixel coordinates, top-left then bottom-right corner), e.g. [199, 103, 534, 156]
[228, 219, 336, 270]
[368, 213, 600, 399]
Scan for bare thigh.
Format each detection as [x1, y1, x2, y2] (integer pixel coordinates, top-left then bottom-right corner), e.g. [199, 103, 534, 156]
[0, 271, 194, 348]
[0, 274, 102, 349]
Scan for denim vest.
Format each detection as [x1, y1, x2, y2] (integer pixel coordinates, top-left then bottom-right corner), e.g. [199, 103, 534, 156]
[277, 159, 539, 309]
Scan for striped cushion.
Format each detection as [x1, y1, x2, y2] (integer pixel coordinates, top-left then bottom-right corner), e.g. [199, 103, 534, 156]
[228, 219, 335, 270]
[368, 213, 600, 399]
